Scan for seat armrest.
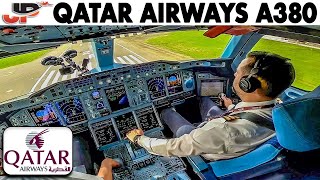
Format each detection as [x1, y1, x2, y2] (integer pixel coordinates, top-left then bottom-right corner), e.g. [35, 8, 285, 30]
[187, 156, 209, 173]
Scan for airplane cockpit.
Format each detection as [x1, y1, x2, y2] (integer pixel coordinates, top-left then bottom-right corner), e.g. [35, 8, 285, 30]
[0, 26, 319, 179]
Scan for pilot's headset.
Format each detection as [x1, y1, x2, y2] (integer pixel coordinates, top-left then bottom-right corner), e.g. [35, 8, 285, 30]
[239, 55, 270, 93]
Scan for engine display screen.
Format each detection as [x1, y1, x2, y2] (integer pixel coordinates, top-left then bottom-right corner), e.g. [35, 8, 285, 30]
[166, 73, 183, 95]
[91, 120, 118, 147]
[114, 112, 138, 139]
[56, 97, 87, 124]
[135, 106, 160, 132]
[200, 81, 225, 96]
[105, 85, 130, 112]
[147, 77, 166, 100]
[28, 104, 61, 126]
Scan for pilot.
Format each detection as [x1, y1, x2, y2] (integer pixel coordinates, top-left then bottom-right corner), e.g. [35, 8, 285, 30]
[126, 51, 295, 161]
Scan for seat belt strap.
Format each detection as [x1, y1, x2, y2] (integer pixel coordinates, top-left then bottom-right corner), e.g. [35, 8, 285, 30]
[234, 112, 275, 131]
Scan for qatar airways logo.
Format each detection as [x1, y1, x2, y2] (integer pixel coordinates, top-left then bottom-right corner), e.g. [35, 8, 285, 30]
[3, 127, 72, 175]
[26, 129, 48, 150]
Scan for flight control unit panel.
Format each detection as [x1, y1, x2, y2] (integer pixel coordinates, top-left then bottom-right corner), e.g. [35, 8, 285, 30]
[0, 59, 234, 179]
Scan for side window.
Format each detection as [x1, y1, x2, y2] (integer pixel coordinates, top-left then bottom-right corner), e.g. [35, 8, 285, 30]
[252, 36, 320, 91]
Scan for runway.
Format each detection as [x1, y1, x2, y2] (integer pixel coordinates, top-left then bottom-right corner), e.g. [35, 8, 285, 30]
[29, 42, 151, 92]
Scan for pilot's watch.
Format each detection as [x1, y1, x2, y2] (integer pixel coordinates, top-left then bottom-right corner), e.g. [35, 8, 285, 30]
[133, 135, 142, 144]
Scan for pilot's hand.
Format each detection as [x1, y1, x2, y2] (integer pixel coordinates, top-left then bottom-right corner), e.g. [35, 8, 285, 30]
[97, 158, 121, 180]
[126, 129, 144, 143]
[221, 96, 233, 108]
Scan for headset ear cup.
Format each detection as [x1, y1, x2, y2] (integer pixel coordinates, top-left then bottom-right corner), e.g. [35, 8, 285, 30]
[239, 76, 261, 93]
[239, 77, 251, 92]
[247, 77, 261, 93]
[248, 77, 261, 92]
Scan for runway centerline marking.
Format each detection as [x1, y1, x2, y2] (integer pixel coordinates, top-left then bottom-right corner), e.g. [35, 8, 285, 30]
[51, 71, 61, 85]
[71, 70, 78, 79]
[129, 55, 145, 63]
[40, 70, 56, 89]
[30, 66, 52, 93]
[123, 56, 135, 64]
[61, 74, 68, 81]
[115, 42, 149, 62]
[117, 57, 127, 64]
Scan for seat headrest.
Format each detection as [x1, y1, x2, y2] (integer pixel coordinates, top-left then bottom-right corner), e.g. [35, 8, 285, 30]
[272, 86, 320, 152]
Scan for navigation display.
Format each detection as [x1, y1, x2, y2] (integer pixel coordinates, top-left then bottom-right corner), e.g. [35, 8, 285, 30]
[56, 97, 87, 124]
[166, 73, 183, 95]
[114, 112, 138, 139]
[147, 77, 166, 100]
[135, 106, 160, 132]
[105, 85, 130, 112]
[28, 104, 61, 126]
[91, 120, 118, 147]
[200, 81, 224, 96]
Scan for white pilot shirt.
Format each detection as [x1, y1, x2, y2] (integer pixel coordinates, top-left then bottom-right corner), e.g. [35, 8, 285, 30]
[137, 100, 276, 161]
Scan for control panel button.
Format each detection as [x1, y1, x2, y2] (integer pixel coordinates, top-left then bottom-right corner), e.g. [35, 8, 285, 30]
[92, 91, 101, 100]
[96, 101, 105, 109]
[185, 79, 194, 89]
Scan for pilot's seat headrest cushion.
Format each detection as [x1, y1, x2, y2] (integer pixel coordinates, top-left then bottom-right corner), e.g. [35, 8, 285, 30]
[272, 86, 320, 152]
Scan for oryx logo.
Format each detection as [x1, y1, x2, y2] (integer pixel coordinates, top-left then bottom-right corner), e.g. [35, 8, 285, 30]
[25, 129, 48, 150]
[2, 2, 52, 24]
[3, 127, 72, 175]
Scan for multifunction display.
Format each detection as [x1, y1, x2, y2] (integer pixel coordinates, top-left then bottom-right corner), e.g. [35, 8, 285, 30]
[91, 120, 119, 147]
[166, 73, 183, 95]
[105, 85, 130, 112]
[147, 77, 166, 100]
[135, 106, 160, 132]
[56, 97, 87, 124]
[28, 104, 61, 126]
[114, 112, 138, 138]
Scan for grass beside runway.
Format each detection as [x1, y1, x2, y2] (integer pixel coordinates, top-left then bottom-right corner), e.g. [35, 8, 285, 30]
[0, 49, 51, 70]
[146, 30, 320, 91]
[146, 30, 232, 59]
[252, 39, 320, 92]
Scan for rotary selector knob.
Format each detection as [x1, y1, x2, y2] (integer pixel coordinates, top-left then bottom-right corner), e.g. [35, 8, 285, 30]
[184, 78, 194, 89]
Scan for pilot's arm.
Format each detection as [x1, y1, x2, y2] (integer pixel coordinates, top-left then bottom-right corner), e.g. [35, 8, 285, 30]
[97, 158, 120, 180]
[222, 96, 235, 110]
[66, 158, 120, 180]
[127, 118, 236, 157]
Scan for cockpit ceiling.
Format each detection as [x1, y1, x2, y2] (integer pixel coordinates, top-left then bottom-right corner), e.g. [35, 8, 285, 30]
[0, 25, 319, 59]
[0, 26, 198, 45]
[1, 26, 319, 45]
[0, 25, 196, 58]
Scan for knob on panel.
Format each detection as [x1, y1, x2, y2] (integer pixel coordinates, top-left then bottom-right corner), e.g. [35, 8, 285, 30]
[184, 78, 194, 89]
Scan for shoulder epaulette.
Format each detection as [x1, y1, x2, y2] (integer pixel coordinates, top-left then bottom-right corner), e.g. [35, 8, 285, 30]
[222, 115, 240, 121]
[207, 115, 240, 121]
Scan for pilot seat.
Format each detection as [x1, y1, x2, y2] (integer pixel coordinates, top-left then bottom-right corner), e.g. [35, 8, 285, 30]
[187, 86, 320, 179]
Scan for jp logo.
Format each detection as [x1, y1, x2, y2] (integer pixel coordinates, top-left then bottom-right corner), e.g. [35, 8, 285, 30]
[2, 2, 52, 24]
